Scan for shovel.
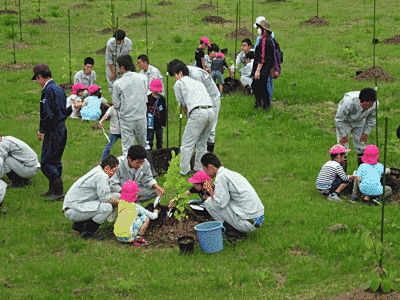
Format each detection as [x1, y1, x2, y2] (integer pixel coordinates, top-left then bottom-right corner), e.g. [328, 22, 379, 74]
[153, 196, 161, 208]
[102, 127, 111, 143]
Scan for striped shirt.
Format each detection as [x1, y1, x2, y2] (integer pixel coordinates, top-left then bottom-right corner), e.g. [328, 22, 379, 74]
[316, 160, 350, 190]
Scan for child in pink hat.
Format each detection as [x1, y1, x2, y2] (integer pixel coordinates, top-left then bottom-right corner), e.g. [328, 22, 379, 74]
[195, 36, 211, 71]
[114, 180, 160, 245]
[316, 144, 355, 202]
[66, 83, 86, 118]
[351, 144, 393, 204]
[186, 170, 214, 208]
[81, 85, 112, 121]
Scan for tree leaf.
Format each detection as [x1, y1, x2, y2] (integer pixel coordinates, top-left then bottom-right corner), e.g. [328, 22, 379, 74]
[370, 277, 381, 292]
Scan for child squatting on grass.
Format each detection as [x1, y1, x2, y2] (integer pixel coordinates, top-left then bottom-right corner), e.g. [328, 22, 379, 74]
[316, 144, 356, 202]
[114, 180, 160, 246]
[80, 85, 104, 121]
[66, 83, 86, 119]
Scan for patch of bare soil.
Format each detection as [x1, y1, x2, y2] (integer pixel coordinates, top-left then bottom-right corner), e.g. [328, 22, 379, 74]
[153, 1, 172, 6]
[302, 16, 329, 26]
[260, 0, 286, 3]
[201, 15, 233, 24]
[354, 66, 394, 81]
[225, 27, 253, 39]
[95, 46, 106, 55]
[5, 42, 33, 49]
[59, 82, 74, 90]
[380, 34, 400, 44]
[193, 4, 216, 10]
[99, 27, 113, 35]
[70, 4, 91, 9]
[126, 11, 152, 19]
[0, 62, 33, 71]
[28, 17, 47, 25]
[0, 10, 18, 15]
[318, 287, 400, 300]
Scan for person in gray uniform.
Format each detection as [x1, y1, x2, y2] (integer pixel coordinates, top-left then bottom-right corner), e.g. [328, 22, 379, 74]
[0, 134, 40, 188]
[105, 30, 132, 97]
[137, 54, 164, 95]
[168, 60, 215, 175]
[112, 55, 148, 155]
[109, 145, 165, 204]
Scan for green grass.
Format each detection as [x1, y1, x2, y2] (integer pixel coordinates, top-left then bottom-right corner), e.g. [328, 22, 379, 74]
[1, 0, 400, 299]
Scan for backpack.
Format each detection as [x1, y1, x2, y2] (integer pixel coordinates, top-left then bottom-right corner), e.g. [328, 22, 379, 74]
[270, 38, 283, 79]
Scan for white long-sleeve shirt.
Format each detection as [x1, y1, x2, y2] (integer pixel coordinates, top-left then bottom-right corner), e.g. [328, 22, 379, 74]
[73, 69, 97, 86]
[105, 37, 132, 67]
[187, 66, 220, 109]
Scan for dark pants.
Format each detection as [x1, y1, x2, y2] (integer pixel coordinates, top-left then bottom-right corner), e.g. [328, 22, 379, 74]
[330, 175, 345, 194]
[147, 127, 164, 150]
[41, 126, 67, 182]
[252, 75, 270, 109]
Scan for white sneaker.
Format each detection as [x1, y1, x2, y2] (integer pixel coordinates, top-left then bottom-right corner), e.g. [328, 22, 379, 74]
[328, 193, 342, 202]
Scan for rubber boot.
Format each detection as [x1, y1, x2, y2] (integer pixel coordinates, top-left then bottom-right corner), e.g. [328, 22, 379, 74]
[6, 171, 27, 188]
[45, 179, 64, 201]
[223, 221, 248, 239]
[207, 143, 215, 153]
[72, 221, 86, 233]
[41, 181, 54, 197]
[80, 219, 102, 240]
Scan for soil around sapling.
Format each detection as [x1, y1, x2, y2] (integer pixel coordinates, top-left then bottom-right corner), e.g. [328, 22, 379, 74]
[380, 34, 400, 44]
[99, 27, 113, 35]
[353, 66, 394, 81]
[302, 16, 329, 26]
[317, 287, 400, 300]
[70, 4, 92, 9]
[95, 46, 106, 55]
[260, 0, 286, 3]
[193, 4, 216, 10]
[28, 17, 48, 25]
[0, 10, 18, 15]
[0, 62, 33, 71]
[5, 42, 33, 49]
[201, 16, 233, 24]
[152, 1, 172, 6]
[125, 11, 152, 19]
[225, 27, 253, 39]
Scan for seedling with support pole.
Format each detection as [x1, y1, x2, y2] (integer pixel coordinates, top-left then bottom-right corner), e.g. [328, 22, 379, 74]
[18, 0, 22, 42]
[145, 0, 148, 56]
[233, 3, 239, 79]
[165, 65, 169, 148]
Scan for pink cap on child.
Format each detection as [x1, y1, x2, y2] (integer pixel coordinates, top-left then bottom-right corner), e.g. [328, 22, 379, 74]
[329, 144, 351, 154]
[188, 171, 211, 184]
[87, 84, 101, 94]
[71, 83, 87, 95]
[362, 144, 380, 164]
[215, 53, 225, 59]
[120, 180, 141, 203]
[200, 36, 211, 47]
[150, 79, 163, 92]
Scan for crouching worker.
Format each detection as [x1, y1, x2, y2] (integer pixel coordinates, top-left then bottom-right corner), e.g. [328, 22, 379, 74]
[316, 144, 355, 202]
[201, 153, 265, 239]
[62, 155, 120, 240]
[351, 144, 393, 204]
[114, 180, 160, 245]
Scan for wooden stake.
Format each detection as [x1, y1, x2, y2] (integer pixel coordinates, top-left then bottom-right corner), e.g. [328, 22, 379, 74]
[11, 21, 16, 64]
[68, 9, 72, 83]
[18, 0, 22, 42]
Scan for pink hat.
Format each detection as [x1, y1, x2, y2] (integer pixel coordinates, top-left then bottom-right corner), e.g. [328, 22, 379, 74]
[215, 53, 225, 59]
[362, 144, 380, 164]
[188, 171, 211, 184]
[329, 144, 351, 154]
[120, 180, 141, 203]
[150, 78, 163, 92]
[71, 83, 87, 95]
[88, 84, 101, 94]
[200, 36, 211, 47]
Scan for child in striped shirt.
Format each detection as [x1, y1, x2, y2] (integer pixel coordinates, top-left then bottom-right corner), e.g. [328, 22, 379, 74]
[316, 144, 355, 201]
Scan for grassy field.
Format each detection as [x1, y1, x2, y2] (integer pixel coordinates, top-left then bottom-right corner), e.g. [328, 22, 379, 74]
[1, 0, 400, 299]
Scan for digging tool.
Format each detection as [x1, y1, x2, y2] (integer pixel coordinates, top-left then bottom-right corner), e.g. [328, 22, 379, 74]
[153, 195, 161, 208]
[102, 128, 110, 143]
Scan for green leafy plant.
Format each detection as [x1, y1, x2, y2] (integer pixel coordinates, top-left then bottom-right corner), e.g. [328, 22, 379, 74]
[343, 47, 371, 70]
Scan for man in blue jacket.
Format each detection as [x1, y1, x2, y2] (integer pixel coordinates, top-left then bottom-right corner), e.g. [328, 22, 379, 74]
[32, 64, 71, 201]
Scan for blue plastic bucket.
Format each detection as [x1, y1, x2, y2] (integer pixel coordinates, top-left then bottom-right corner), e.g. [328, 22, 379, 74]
[194, 221, 226, 253]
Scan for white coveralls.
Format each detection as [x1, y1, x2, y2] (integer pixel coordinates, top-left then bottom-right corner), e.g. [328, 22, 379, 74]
[204, 166, 265, 232]
[109, 156, 158, 204]
[173, 76, 215, 174]
[112, 71, 149, 155]
[335, 91, 378, 155]
[239, 59, 254, 88]
[139, 64, 164, 95]
[105, 37, 132, 97]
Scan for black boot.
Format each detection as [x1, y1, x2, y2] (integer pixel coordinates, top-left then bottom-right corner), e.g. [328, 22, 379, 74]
[207, 143, 215, 153]
[41, 181, 54, 196]
[223, 221, 248, 239]
[0, 202, 6, 214]
[72, 221, 86, 233]
[80, 219, 102, 240]
[6, 171, 28, 188]
[45, 179, 64, 201]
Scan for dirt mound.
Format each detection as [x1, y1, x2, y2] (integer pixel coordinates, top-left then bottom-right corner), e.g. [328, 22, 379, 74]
[99, 27, 113, 35]
[225, 27, 253, 39]
[5, 42, 33, 49]
[318, 287, 400, 300]
[126, 11, 152, 18]
[380, 34, 400, 44]
[260, 0, 286, 3]
[70, 4, 91, 9]
[193, 4, 216, 10]
[354, 66, 394, 81]
[0, 62, 33, 71]
[95, 46, 106, 55]
[302, 16, 329, 26]
[0, 10, 18, 15]
[28, 17, 47, 25]
[201, 15, 232, 24]
[59, 82, 74, 90]
[154, 1, 172, 6]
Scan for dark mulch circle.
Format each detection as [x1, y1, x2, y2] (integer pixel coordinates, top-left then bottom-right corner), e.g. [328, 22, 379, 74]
[153, 1, 172, 6]
[0, 10, 18, 15]
[380, 34, 400, 44]
[201, 15, 233, 24]
[5, 42, 33, 49]
[126, 11, 152, 18]
[354, 66, 394, 81]
[0, 62, 33, 71]
[70, 4, 92, 9]
[225, 27, 253, 39]
[302, 16, 329, 26]
[193, 4, 216, 10]
[95, 46, 106, 55]
[99, 27, 113, 35]
[28, 17, 48, 25]
[59, 82, 74, 90]
[318, 287, 400, 300]
[260, 0, 286, 3]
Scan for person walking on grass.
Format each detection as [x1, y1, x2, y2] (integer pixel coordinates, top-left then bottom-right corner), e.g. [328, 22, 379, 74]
[32, 64, 71, 201]
[201, 153, 265, 239]
[316, 144, 356, 202]
[335, 87, 378, 168]
[62, 155, 120, 240]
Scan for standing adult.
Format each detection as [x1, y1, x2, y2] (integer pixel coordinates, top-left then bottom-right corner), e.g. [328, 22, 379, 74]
[106, 29, 132, 97]
[201, 153, 265, 238]
[335, 87, 378, 167]
[0, 134, 40, 188]
[137, 54, 164, 95]
[32, 64, 71, 201]
[168, 60, 215, 175]
[112, 55, 149, 155]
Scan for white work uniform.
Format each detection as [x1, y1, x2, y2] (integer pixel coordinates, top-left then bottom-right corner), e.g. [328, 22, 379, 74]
[239, 59, 254, 88]
[112, 71, 149, 154]
[187, 66, 220, 145]
[109, 156, 157, 203]
[0, 136, 40, 179]
[73, 69, 97, 87]
[63, 165, 115, 224]
[335, 91, 378, 155]
[204, 166, 265, 232]
[173, 76, 215, 174]
[105, 37, 132, 96]
[139, 64, 164, 95]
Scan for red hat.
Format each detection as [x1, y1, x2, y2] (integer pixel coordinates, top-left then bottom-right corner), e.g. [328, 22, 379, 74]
[71, 83, 87, 95]
[329, 144, 351, 154]
[188, 171, 211, 184]
[120, 180, 141, 203]
[362, 144, 380, 164]
[150, 78, 163, 92]
[88, 84, 101, 94]
[31, 63, 50, 80]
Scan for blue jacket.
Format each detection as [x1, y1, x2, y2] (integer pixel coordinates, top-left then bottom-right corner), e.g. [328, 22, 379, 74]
[39, 80, 71, 133]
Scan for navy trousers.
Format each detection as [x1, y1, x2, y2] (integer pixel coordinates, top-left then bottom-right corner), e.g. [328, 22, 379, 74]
[41, 126, 67, 182]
